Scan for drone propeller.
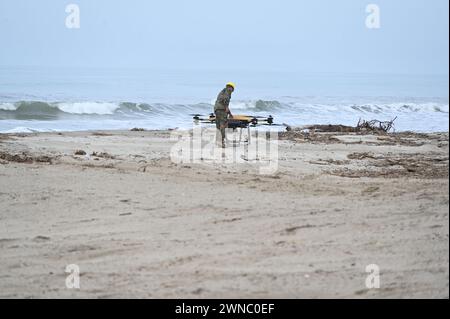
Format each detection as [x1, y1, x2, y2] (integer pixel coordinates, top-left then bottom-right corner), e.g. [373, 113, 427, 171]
[193, 117, 214, 122]
[260, 123, 285, 127]
[193, 114, 277, 126]
[190, 113, 214, 117]
[252, 115, 273, 119]
[192, 114, 272, 118]
[250, 116, 274, 125]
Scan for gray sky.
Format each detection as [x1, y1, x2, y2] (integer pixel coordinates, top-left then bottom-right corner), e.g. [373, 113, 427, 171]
[0, 0, 448, 74]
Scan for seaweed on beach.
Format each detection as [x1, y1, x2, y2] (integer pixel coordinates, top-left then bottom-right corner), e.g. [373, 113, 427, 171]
[282, 117, 398, 141]
[284, 124, 357, 133]
[0, 151, 54, 164]
[74, 150, 87, 155]
[329, 152, 449, 179]
[91, 132, 113, 136]
[279, 130, 448, 147]
[278, 131, 343, 144]
[91, 151, 115, 159]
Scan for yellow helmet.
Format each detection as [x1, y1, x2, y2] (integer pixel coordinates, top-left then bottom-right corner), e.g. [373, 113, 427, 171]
[226, 82, 236, 90]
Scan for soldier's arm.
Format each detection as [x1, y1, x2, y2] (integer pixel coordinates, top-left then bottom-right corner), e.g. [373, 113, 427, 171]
[224, 93, 232, 117]
[226, 106, 233, 118]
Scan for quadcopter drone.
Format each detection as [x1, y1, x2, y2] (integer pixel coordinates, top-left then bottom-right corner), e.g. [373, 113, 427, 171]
[192, 113, 282, 143]
[192, 113, 280, 128]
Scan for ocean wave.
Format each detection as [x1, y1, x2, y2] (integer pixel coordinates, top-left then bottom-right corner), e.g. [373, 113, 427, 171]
[1, 126, 53, 133]
[230, 100, 283, 111]
[348, 103, 449, 114]
[0, 100, 285, 117]
[294, 102, 449, 115]
[0, 101, 120, 115]
[58, 102, 118, 115]
[0, 99, 448, 121]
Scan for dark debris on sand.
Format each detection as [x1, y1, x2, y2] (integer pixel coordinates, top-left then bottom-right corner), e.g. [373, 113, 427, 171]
[74, 150, 87, 156]
[279, 130, 448, 147]
[329, 152, 449, 179]
[91, 151, 115, 159]
[0, 151, 54, 164]
[91, 132, 113, 136]
[279, 131, 343, 144]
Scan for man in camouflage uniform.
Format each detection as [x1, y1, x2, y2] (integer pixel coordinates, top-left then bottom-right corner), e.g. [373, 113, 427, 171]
[214, 82, 235, 148]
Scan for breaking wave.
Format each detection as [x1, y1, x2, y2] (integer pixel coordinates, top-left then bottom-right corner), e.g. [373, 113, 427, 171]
[0, 100, 284, 119]
[0, 98, 448, 133]
[0, 99, 447, 119]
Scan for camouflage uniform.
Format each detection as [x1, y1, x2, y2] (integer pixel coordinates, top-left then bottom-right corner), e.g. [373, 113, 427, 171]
[214, 88, 232, 145]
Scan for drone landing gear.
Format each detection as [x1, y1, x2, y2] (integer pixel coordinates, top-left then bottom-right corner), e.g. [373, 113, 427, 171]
[228, 125, 251, 146]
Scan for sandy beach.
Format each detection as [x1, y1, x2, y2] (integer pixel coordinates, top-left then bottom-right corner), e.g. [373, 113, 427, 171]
[0, 129, 448, 298]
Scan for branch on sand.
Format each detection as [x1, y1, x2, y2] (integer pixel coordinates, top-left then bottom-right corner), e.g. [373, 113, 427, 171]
[356, 117, 397, 133]
[284, 117, 397, 134]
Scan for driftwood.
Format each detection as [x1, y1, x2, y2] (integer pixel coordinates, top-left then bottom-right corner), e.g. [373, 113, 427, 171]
[284, 124, 357, 133]
[284, 117, 397, 134]
[357, 117, 397, 133]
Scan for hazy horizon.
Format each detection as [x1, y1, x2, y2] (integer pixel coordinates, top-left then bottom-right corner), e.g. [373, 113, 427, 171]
[1, 0, 448, 134]
[0, 0, 448, 75]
